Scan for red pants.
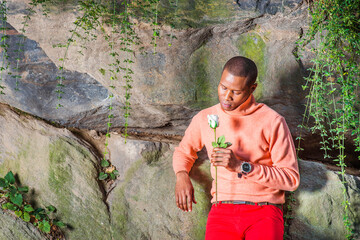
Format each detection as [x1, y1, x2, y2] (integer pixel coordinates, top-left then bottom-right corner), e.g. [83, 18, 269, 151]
[205, 203, 284, 240]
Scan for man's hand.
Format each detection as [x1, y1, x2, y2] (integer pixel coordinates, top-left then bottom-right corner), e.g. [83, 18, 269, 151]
[210, 147, 242, 172]
[175, 171, 197, 212]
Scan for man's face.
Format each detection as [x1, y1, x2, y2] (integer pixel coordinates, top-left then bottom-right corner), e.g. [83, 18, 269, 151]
[218, 69, 257, 111]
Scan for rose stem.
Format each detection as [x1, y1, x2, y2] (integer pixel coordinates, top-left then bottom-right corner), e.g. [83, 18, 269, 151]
[214, 128, 218, 206]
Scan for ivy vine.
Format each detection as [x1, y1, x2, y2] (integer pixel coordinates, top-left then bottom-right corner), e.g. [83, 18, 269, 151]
[0, 171, 65, 238]
[3, 0, 172, 180]
[53, 0, 104, 109]
[296, 0, 360, 238]
[0, 0, 9, 95]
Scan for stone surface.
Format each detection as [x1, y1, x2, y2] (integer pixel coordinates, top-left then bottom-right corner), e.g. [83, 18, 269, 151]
[0, 103, 111, 240]
[107, 138, 360, 240]
[0, 1, 359, 239]
[289, 160, 360, 240]
[0, 103, 360, 239]
[3, 0, 309, 134]
[0, 209, 48, 240]
[108, 141, 212, 240]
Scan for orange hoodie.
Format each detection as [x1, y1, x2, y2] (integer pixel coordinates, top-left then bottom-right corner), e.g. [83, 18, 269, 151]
[173, 95, 300, 204]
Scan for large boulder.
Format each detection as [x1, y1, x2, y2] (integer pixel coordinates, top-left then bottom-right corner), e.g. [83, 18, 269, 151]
[289, 160, 360, 240]
[0, 103, 111, 240]
[0, 102, 359, 239]
[3, 0, 309, 134]
[107, 137, 212, 239]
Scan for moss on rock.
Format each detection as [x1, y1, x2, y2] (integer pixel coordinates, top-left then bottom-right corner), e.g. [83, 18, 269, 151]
[236, 32, 267, 100]
[158, 0, 239, 28]
[0, 114, 111, 240]
[186, 45, 221, 109]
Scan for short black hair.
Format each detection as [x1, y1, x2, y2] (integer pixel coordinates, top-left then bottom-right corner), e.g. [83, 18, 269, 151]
[222, 56, 258, 86]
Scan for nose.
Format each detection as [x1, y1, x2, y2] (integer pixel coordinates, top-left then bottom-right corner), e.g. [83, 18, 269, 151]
[224, 90, 232, 101]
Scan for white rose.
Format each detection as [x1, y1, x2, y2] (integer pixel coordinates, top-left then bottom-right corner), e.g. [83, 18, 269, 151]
[207, 115, 219, 129]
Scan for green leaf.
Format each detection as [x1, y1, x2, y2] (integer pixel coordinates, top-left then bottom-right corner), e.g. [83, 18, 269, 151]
[39, 220, 51, 233]
[219, 143, 227, 148]
[99, 68, 106, 75]
[23, 212, 30, 222]
[15, 210, 23, 217]
[34, 208, 45, 215]
[5, 202, 18, 211]
[10, 193, 23, 206]
[211, 142, 218, 148]
[112, 170, 119, 175]
[46, 205, 56, 213]
[0, 178, 7, 188]
[98, 172, 108, 180]
[54, 220, 66, 228]
[18, 186, 29, 193]
[110, 173, 116, 180]
[5, 171, 15, 184]
[101, 159, 110, 167]
[217, 135, 225, 145]
[9, 185, 17, 195]
[24, 205, 34, 212]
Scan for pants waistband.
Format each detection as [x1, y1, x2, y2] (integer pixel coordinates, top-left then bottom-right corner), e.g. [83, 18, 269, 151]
[214, 200, 283, 209]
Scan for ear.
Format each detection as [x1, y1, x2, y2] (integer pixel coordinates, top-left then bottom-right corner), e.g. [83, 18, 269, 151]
[250, 83, 257, 93]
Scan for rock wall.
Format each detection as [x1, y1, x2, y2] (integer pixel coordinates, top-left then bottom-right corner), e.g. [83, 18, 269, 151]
[1, 104, 359, 239]
[0, 0, 360, 239]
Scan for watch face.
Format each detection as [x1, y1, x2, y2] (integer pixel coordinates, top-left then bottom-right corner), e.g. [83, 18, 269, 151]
[242, 163, 251, 172]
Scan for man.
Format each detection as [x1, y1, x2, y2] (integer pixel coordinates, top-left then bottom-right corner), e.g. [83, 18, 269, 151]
[173, 56, 300, 239]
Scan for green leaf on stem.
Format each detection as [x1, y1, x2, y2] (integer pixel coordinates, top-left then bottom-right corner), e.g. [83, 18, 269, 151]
[0, 178, 7, 188]
[5, 171, 15, 184]
[23, 212, 30, 222]
[18, 186, 29, 193]
[101, 159, 110, 167]
[217, 135, 225, 145]
[54, 220, 66, 228]
[15, 210, 23, 217]
[46, 205, 56, 213]
[10, 193, 23, 206]
[24, 205, 34, 212]
[99, 172, 108, 180]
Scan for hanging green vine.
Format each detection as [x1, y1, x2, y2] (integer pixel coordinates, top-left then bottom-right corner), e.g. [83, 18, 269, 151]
[118, 0, 141, 142]
[53, 0, 104, 109]
[11, 0, 51, 91]
[151, 0, 160, 54]
[296, 0, 360, 238]
[166, 0, 178, 47]
[0, 0, 9, 95]
[97, 0, 121, 181]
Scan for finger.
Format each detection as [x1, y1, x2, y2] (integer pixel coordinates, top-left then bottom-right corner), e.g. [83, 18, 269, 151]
[192, 190, 197, 204]
[176, 194, 184, 211]
[213, 147, 230, 152]
[187, 194, 192, 212]
[175, 195, 180, 208]
[181, 194, 188, 212]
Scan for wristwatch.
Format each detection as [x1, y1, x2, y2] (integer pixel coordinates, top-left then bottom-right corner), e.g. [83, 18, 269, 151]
[240, 162, 252, 174]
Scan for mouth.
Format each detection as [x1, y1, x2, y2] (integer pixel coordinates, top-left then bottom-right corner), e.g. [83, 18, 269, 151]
[221, 102, 232, 109]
